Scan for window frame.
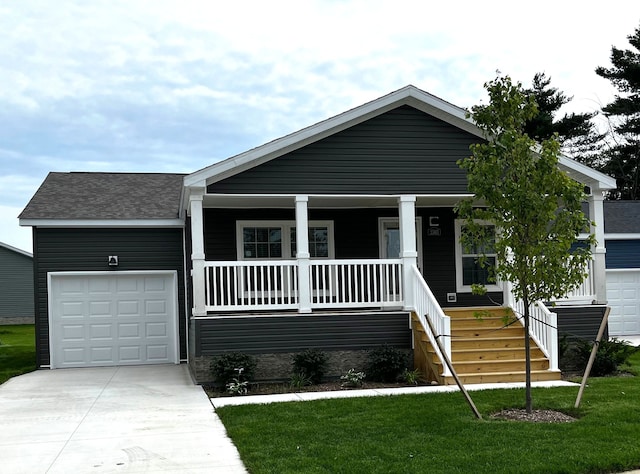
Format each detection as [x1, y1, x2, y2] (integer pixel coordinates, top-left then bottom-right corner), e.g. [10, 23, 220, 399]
[454, 219, 502, 293]
[236, 220, 335, 260]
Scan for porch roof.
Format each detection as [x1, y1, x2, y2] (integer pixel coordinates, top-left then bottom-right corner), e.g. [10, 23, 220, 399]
[200, 193, 473, 209]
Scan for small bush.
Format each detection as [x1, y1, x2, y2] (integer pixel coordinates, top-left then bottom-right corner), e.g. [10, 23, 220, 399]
[292, 349, 328, 384]
[226, 368, 249, 396]
[211, 352, 257, 387]
[340, 369, 366, 388]
[289, 372, 313, 390]
[365, 344, 408, 383]
[575, 338, 638, 376]
[401, 368, 422, 385]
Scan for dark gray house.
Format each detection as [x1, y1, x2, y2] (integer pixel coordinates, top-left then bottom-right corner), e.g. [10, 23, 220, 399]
[19, 86, 617, 384]
[0, 242, 34, 323]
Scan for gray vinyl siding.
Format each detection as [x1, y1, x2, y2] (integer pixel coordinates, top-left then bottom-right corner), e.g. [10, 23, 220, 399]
[605, 240, 640, 269]
[208, 106, 478, 195]
[195, 312, 411, 355]
[556, 306, 608, 342]
[33, 228, 186, 367]
[0, 247, 34, 318]
[202, 207, 502, 307]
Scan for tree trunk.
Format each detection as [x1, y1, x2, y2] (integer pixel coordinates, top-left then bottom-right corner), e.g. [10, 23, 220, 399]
[523, 295, 533, 414]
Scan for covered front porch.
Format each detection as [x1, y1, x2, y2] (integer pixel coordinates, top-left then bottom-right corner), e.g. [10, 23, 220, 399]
[185, 191, 607, 383]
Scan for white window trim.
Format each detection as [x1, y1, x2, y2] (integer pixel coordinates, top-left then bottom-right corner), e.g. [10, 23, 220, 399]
[236, 220, 335, 260]
[454, 219, 502, 293]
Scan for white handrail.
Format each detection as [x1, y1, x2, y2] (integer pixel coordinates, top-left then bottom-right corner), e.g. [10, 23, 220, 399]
[506, 281, 559, 372]
[409, 265, 452, 377]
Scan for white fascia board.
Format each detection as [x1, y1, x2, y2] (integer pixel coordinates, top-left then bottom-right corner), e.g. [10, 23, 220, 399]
[184, 86, 483, 188]
[0, 241, 33, 257]
[605, 233, 640, 240]
[19, 218, 184, 228]
[558, 155, 617, 190]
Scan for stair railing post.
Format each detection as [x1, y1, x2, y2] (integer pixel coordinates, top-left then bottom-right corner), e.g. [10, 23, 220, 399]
[548, 309, 559, 371]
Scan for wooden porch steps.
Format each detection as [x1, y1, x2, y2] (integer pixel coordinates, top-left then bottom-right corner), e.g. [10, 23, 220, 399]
[412, 307, 561, 385]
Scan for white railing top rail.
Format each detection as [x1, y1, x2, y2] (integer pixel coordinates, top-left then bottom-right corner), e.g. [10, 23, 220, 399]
[410, 265, 452, 377]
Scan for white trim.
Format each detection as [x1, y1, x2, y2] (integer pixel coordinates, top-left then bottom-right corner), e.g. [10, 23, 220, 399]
[454, 219, 502, 293]
[19, 219, 184, 228]
[235, 220, 335, 260]
[605, 233, 640, 240]
[378, 217, 423, 272]
[606, 268, 640, 273]
[0, 241, 32, 257]
[47, 270, 180, 369]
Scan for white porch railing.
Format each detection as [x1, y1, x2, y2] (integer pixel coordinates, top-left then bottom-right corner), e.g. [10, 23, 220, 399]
[410, 265, 452, 377]
[310, 259, 403, 309]
[553, 259, 595, 304]
[504, 282, 559, 371]
[204, 260, 299, 311]
[203, 259, 403, 312]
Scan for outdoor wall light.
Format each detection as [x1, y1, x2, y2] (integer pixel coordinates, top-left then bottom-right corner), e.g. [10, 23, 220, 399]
[108, 256, 119, 266]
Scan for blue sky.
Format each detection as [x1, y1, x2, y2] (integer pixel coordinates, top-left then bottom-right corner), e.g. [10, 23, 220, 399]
[2, 1, 640, 252]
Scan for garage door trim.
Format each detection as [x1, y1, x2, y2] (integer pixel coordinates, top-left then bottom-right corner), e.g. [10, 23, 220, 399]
[47, 270, 179, 369]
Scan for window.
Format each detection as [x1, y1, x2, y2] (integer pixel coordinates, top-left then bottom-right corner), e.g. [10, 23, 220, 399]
[237, 221, 334, 260]
[454, 220, 501, 292]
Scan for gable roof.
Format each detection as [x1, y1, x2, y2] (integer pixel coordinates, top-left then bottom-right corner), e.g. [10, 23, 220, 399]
[19, 172, 186, 225]
[0, 241, 32, 258]
[184, 85, 616, 194]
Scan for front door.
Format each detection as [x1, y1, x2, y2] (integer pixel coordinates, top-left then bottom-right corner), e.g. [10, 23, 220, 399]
[378, 217, 423, 272]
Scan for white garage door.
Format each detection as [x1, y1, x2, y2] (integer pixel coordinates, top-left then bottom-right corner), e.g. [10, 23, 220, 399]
[49, 271, 178, 369]
[607, 269, 640, 337]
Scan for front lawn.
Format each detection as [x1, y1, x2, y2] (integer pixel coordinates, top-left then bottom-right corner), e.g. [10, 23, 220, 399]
[0, 325, 36, 385]
[217, 351, 640, 473]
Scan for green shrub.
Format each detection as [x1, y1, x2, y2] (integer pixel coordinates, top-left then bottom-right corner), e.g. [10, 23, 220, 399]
[575, 337, 638, 377]
[292, 349, 328, 384]
[340, 369, 366, 388]
[211, 352, 257, 387]
[289, 372, 313, 390]
[365, 344, 408, 383]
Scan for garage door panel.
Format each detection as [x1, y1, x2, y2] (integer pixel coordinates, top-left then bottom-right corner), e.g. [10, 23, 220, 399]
[607, 270, 640, 337]
[50, 272, 177, 368]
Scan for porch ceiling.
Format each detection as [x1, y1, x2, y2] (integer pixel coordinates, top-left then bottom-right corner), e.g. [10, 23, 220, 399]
[201, 194, 473, 209]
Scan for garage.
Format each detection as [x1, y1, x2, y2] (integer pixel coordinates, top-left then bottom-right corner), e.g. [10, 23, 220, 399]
[49, 271, 179, 369]
[606, 269, 640, 337]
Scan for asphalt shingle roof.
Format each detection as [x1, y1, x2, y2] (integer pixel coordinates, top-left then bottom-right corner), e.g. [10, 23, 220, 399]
[604, 200, 640, 234]
[19, 172, 186, 220]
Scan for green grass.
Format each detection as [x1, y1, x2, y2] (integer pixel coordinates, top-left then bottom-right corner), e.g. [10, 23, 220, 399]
[0, 325, 36, 385]
[217, 351, 640, 474]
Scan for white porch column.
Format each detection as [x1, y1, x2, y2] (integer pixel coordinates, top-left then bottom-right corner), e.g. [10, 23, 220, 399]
[588, 190, 607, 304]
[399, 195, 417, 310]
[295, 195, 312, 313]
[190, 189, 206, 316]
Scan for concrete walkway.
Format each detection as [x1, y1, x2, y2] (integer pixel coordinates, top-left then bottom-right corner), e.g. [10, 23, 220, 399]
[0, 365, 246, 474]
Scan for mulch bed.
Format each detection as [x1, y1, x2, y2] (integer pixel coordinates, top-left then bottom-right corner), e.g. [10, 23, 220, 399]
[490, 409, 578, 423]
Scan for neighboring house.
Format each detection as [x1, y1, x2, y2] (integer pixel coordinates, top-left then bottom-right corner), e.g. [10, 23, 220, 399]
[19, 86, 617, 384]
[604, 201, 640, 337]
[0, 242, 34, 324]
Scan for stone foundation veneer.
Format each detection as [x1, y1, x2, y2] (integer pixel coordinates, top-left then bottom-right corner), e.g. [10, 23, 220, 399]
[189, 349, 413, 384]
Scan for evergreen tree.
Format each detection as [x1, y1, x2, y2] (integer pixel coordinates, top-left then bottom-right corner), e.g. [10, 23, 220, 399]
[524, 73, 605, 168]
[596, 23, 640, 199]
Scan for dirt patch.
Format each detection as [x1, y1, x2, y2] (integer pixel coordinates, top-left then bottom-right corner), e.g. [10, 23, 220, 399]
[491, 409, 578, 423]
[205, 380, 430, 398]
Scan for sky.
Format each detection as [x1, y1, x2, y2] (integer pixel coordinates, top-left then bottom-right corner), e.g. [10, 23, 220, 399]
[2, 1, 640, 253]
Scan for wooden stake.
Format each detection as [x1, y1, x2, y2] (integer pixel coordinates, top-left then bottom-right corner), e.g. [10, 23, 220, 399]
[575, 307, 611, 408]
[423, 313, 483, 420]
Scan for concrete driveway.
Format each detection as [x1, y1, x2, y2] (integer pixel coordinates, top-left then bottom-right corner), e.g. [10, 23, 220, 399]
[0, 365, 246, 473]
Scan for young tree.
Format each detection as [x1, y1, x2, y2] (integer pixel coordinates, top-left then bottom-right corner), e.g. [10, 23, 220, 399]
[596, 23, 640, 199]
[524, 72, 605, 168]
[456, 75, 595, 413]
